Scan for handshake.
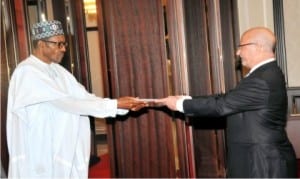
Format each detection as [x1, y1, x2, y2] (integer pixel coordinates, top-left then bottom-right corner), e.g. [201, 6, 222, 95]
[117, 96, 184, 111]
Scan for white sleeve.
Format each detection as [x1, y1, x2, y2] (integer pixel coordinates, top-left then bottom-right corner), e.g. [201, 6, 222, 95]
[176, 96, 192, 112]
[50, 97, 128, 118]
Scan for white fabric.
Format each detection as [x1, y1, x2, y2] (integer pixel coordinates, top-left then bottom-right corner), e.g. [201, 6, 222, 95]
[176, 96, 192, 112]
[6, 55, 126, 178]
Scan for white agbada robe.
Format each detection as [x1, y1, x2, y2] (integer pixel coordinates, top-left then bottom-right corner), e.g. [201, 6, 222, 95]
[7, 55, 126, 178]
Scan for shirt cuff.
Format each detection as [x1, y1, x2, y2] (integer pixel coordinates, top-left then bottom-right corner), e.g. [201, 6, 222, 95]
[176, 96, 192, 112]
[111, 99, 129, 115]
[117, 109, 129, 115]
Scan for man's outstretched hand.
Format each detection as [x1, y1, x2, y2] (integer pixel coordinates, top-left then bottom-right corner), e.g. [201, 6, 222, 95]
[117, 97, 148, 111]
[154, 96, 182, 111]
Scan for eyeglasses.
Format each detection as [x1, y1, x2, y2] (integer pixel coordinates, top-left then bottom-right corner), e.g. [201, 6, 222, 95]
[237, 43, 257, 48]
[42, 40, 68, 48]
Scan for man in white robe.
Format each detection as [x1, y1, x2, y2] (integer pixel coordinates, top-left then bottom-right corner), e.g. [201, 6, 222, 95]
[6, 20, 146, 178]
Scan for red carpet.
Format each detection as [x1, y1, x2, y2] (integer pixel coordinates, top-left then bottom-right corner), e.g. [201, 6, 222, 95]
[89, 154, 110, 178]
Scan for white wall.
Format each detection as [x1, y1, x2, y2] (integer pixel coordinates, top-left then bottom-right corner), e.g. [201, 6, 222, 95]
[283, 0, 300, 87]
[237, 0, 274, 36]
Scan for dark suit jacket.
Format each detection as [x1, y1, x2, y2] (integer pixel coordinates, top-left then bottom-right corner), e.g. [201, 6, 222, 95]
[183, 61, 297, 178]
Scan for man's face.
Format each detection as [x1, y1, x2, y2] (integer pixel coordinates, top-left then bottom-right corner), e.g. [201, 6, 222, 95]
[236, 34, 258, 69]
[40, 35, 67, 64]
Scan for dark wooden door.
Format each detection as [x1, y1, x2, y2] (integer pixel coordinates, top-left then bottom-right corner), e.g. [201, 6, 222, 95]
[183, 0, 226, 177]
[1, 0, 28, 173]
[98, 0, 178, 177]
[174, 0, 239, 177]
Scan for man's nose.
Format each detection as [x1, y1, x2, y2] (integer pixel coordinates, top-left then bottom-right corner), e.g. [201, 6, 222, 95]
[60, 46, 67, 52]
[236, 49, 240, 56]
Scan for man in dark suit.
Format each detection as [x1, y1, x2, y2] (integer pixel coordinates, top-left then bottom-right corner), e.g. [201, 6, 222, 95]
[155, 27, 297, 177]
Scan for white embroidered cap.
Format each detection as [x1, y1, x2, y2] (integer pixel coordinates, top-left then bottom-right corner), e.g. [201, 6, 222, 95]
[31, 20, 64, 40]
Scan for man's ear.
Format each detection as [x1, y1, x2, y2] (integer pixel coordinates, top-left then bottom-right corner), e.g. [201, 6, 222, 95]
[256, 42, 264, 52]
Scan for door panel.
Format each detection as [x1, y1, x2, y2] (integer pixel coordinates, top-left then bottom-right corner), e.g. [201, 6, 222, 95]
[99, 0, 177, 177]
[183, 0, 238, 177]
[1, 0, 26, 173]
[183, 0, 225, 177]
